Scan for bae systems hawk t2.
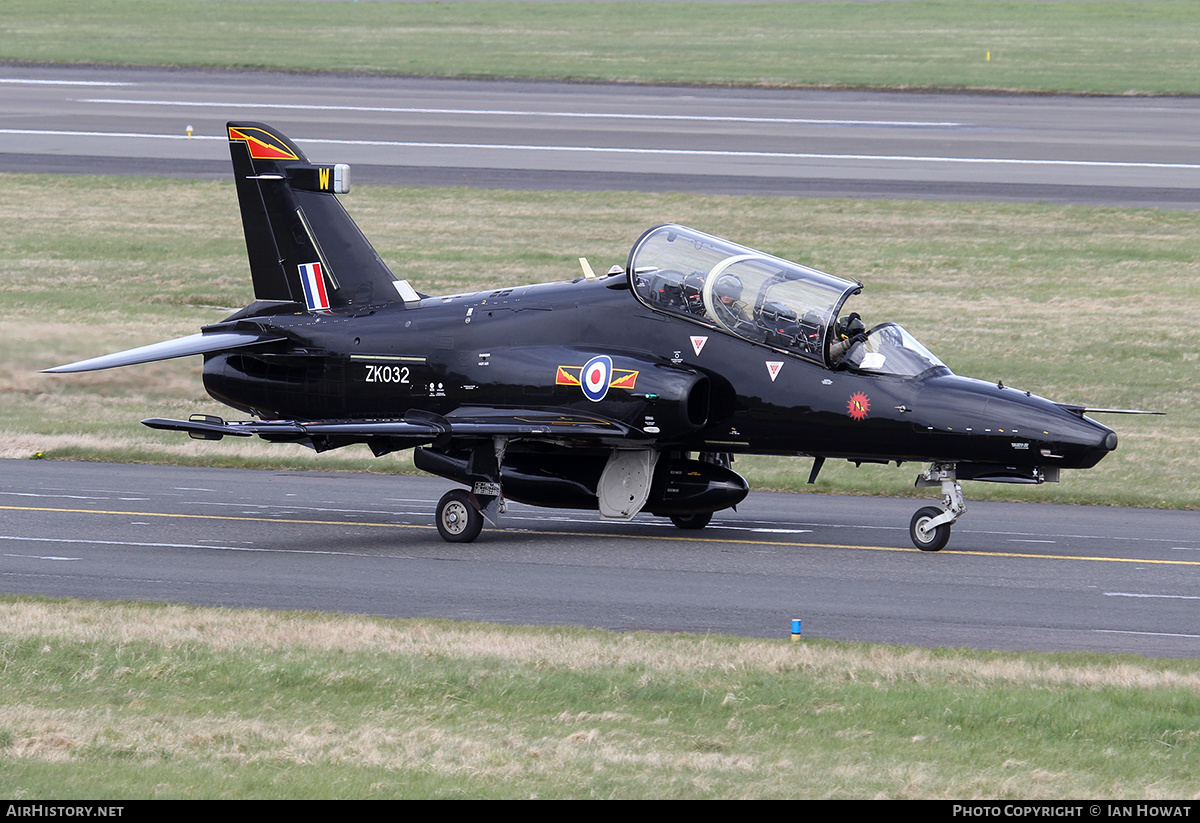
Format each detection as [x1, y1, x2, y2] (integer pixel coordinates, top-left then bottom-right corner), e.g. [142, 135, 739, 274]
[46, 122, 1134, 550]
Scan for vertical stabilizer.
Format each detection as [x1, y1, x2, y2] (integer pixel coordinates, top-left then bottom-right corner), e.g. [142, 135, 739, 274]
[227, 122, 401, 310]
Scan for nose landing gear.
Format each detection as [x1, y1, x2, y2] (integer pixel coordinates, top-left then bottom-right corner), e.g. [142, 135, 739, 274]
[911, 463, 966, 551]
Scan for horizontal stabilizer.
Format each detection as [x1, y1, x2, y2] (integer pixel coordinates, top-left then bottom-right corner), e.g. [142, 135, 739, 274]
[42, 331, 282, 374]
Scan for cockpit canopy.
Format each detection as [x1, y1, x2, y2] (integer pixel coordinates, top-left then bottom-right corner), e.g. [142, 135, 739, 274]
[627, 224, 862, 367]
[843, 322, 950, 378]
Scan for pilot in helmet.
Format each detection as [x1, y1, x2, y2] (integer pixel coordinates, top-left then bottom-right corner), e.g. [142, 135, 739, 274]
[829, 312, 866, 363]
[714, 274, 752, 323]
[715, 274, 742, 304]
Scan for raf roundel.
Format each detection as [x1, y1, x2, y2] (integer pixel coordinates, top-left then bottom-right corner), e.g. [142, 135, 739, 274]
[581, 355, 613, 402]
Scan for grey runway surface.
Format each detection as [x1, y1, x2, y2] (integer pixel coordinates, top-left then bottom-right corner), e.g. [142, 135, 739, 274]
[3, 460, 1198, 657]
[3, 64, 1200, 207]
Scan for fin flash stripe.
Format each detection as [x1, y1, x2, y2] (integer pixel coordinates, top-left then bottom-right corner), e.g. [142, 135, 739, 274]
[228, 126, 300, 161]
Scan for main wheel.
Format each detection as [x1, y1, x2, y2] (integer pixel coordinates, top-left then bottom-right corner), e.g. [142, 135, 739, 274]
[909, 506, 951, 552]
[436, 489, 483, 543]
[670, 512, 712, 530]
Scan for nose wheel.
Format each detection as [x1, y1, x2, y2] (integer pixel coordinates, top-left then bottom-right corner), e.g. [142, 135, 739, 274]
[911, 463, 966, 551]
[910, 506, 952, 552]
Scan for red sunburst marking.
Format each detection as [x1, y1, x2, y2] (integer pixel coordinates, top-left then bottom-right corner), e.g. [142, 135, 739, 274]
[847, 392, 870, 421]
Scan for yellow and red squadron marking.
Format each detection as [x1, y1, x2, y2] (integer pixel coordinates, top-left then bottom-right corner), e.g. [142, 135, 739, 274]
[555, 365, 639, 390]
[847, 391, 870, 421]
[227, 126, 300, 161]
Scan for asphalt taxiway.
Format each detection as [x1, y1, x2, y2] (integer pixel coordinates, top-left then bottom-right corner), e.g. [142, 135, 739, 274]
[3, 460, 1198, 657]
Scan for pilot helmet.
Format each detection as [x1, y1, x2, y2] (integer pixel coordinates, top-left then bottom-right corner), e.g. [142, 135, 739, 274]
[715, 274, 743, 304]
[837, 312, 864, 340]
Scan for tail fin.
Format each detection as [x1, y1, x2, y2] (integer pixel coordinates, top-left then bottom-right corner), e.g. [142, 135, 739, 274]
[227, 122, 402, 311]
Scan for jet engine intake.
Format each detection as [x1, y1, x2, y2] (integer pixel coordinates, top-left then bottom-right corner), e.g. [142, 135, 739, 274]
[641, 368, 710, 437]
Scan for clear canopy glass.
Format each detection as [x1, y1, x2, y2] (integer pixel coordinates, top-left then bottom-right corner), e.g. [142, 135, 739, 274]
[627, 224, 862, 366]
[840, 322, 950, 378]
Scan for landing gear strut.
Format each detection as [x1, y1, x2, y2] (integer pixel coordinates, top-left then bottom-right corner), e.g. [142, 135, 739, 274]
[433, 437, 507, 543]
[911, 463, 966, 551]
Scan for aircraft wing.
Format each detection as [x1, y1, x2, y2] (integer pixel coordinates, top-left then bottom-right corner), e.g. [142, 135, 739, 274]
[142, 407, 633, 446]
[142, 415, 443, 443]
[42, 331, 283, 373]
[439, 407, 633, 439]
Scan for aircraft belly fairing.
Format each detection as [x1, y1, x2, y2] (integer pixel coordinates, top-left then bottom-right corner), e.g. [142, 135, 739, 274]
[44, 121, 1143, 550]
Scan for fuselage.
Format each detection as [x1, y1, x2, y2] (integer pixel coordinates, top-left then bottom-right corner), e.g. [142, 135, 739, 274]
[202, 270, 1116, 474]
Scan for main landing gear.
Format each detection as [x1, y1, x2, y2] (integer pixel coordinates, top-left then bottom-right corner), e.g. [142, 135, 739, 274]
[910, 463, 966, 552]
[669, 512, 712, 530]
[430, 437, 507, 544]
[436, 488, 484, 543]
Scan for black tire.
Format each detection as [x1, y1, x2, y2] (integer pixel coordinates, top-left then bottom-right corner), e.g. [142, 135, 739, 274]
[909, 506, 950, 552]
[670, 512, 712, 530]
[436, 489, 483, 543]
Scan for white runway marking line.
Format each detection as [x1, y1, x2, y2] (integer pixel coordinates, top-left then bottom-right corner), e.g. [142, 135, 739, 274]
[0, 491, 114, 501]
[79, 98, 966, 128]
[189, 499, 418, 518]
[3, 554, 81, 561]
[711, 526, 814, 534]
[1096, 629, 1200, 640]
[1104, 592, 1200, 600]
[4, 128, 1198, 172]
[1, 79, 133, 86]
[2, 534, 238, 551]
[0, 534, 405, 559]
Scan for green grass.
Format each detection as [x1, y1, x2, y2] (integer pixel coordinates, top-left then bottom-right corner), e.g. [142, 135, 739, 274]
[3, 174, 1196, 508]
[3, 1, 1200, 95]
[3, 597, 1200, 799]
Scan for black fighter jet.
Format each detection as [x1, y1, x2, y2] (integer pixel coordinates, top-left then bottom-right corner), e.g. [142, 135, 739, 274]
[46, 122, 1133, 550]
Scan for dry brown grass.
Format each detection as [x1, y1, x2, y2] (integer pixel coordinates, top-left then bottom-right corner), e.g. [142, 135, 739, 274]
[6, 599, 1197, 691]
[4, 598, 1200, 798]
